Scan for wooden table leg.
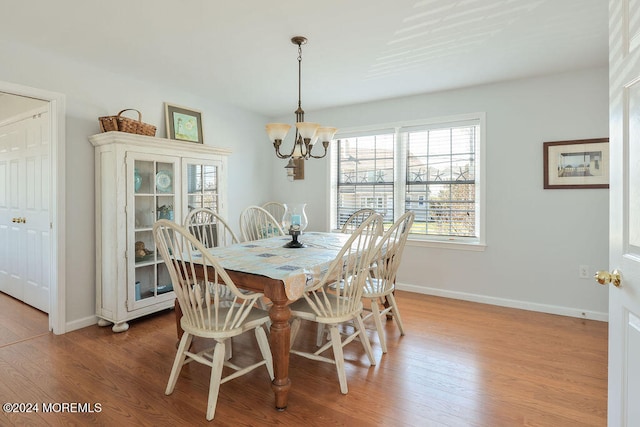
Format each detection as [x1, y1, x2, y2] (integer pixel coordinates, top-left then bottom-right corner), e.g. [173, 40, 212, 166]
[174, 298, 183, 344]
[264, 283, 291, 410]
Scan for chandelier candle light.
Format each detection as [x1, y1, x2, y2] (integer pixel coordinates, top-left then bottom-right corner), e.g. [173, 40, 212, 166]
[265, 36, 338, 181]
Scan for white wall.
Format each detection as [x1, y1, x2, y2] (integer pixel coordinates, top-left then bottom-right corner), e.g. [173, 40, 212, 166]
[270, 67, 610, 319]
[0, 41, 273, 330]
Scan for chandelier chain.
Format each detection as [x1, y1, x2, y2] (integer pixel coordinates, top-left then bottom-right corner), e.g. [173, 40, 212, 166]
[297, 43, 303, 111]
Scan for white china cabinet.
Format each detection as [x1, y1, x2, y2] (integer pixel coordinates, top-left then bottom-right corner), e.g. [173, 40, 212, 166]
[89, 131, 230, 332]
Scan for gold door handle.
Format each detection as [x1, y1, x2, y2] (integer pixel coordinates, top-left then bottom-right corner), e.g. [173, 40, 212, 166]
[11, 217, 26, 223]
[594, 269, 621, 287]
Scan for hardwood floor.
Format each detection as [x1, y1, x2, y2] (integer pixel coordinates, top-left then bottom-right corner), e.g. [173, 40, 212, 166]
[0, 293, 49, 348]
[0, 291, 607, 426]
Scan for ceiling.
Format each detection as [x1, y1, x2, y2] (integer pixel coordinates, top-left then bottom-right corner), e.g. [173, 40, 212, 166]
[2, 0, 608, 118]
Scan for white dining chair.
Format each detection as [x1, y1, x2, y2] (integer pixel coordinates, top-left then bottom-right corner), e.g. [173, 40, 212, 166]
[261, 201, 286, 226]
[184, 207, 239, 248]
[288, 213, 382, 394]
[153, 220, 274, 421]
[363, 211, 414, 353]
[340, 208, 377, 233]
[184, 207, 268, 340]
[313, 207, 379, 346]
[239, 205, 285, 242]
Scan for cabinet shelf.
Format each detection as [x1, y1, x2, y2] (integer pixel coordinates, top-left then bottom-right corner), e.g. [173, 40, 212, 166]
[134, 259, 158, 267]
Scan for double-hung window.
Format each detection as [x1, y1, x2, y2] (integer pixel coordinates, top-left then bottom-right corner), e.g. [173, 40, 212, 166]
[330, 113, 485, 248]
[332, 129, 396, 226]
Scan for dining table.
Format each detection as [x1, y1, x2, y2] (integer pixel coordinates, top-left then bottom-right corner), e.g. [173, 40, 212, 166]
[175, 231, 352, 411]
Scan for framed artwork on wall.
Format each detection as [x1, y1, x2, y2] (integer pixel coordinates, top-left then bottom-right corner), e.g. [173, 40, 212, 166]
[164, 103, 204, 143]
[543, 138, 609, 189]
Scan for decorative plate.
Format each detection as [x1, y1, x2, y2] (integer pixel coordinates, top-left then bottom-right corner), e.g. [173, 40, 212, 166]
[157, 284, 174, 294]
[155, 170, 172, 192]
[134, 169, 142, 192]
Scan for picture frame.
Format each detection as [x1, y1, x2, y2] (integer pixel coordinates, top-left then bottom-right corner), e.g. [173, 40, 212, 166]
[543, 138, 609, 189]
[164, 103, 204, 143]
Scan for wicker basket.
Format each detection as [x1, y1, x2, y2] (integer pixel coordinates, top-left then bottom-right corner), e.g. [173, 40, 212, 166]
[98, 109, 156, 136]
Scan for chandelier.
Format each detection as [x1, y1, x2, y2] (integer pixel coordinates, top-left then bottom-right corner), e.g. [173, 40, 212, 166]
[265, 36, 337, 180]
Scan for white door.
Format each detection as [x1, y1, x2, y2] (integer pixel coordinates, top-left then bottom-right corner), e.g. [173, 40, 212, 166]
[0, 107, 51, 313]
[607, 1, 640, 425]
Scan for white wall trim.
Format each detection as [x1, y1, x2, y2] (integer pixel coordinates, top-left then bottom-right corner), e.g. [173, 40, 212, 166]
[0, 81, 66, 334]
[396, 282, 609, 322]
[65, 316, 98, 333]
[406, 238, 487, 251]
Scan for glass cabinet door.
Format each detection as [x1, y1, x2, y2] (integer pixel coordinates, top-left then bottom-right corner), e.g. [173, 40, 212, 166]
[183, 158, 222, 215]
[128, 154, 178, 310]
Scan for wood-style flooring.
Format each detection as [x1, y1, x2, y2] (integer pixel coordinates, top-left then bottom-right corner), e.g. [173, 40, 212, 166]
[0, 291, 607, 426]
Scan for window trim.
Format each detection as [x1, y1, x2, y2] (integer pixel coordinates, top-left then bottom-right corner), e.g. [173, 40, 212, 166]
[328, 112, 486, 250]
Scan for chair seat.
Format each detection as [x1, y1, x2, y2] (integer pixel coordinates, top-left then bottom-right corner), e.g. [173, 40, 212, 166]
[180, 306, 270, 339]
[289, 294, 364, 325]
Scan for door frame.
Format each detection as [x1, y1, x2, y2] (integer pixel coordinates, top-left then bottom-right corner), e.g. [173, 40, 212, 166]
[1, 81, 66, 334]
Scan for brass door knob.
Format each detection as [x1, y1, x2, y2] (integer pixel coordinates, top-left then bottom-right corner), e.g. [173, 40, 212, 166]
[594, 269, 621, 287]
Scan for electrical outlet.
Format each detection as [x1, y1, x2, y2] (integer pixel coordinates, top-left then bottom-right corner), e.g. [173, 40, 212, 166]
[579, 265, 590, 279]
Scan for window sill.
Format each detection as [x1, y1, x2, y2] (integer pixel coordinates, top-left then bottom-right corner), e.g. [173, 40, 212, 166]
[406, 237, 487, 252]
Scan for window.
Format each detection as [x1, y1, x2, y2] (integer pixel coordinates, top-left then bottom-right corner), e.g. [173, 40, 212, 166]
[333, 130, 395, 226]
[330, 113, 485, 247]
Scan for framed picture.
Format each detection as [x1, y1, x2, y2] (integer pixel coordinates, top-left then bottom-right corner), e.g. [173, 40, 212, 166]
[543, 138, 609, 189]
[164, 103, 204, 143]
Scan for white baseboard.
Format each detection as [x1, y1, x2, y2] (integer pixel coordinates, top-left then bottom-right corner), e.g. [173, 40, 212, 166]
[396, 282, 609, 322]
[65, 315, 99, 333]
[63, 285, 608, 332]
